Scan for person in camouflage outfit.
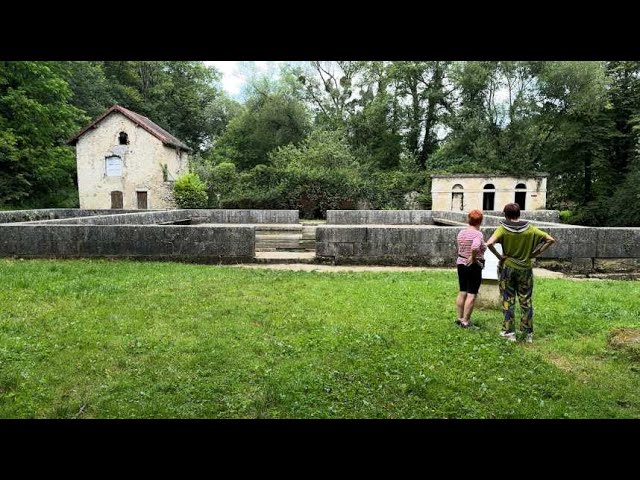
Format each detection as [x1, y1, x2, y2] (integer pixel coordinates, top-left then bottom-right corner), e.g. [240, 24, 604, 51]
[486, 203, 556, 343]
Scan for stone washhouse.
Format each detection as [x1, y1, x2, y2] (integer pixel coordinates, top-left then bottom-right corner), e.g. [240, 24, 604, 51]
[67, 105, 191, 210]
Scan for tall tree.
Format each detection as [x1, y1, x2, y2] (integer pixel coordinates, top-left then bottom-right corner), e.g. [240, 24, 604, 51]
[536, 61, 613, 209]
[387, 61, 452, 169]
[298, 61, 364, 129]
[0, 61, 87, 207]
[215, 91, 310, 170]
[347, 61, 403, 170]
[101, 61, 222, 151]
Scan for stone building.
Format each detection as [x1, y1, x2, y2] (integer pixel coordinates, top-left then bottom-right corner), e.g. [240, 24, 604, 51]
[430, 174, 547, 212]
[68, 105, 191, 209]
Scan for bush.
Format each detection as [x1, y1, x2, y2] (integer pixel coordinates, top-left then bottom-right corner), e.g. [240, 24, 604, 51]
[173, 173, 208, 209]
[559, 210, 573, 223]
[360, 170, 428, 210]
[280, 170, 361, 219]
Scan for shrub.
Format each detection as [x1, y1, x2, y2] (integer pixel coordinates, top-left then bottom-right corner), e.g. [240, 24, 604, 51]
[173, 173, 208, 209]
[559, 210, 573, 223]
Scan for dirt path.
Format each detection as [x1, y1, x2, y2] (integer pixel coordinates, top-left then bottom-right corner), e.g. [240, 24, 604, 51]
[232, 263, 566, 277]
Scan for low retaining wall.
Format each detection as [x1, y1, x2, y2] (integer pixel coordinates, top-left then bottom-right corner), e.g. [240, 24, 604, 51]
[326, 210, 433, 225]
[0, 224, 255, 263]
[20, 209, 299, 226]
[25, 210, 193, 225]
[0, 209, 152, 224]
[316, 225, 640, 272]
[326, 209, 560, 225]
[434, 210, 567, 228]
[484, 210, 560, 223]
[189, 209, 299, 224]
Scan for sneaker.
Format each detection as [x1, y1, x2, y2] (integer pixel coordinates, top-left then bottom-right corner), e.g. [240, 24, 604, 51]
[525, 333, 533, 343]
[500, 331, 516, 342]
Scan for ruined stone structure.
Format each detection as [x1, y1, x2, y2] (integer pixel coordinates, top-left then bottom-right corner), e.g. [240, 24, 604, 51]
[2, 208, 640, 275]
[68, 105, 191, 210]
[431, 174, 547, 212]
[317, 210, 640, 274]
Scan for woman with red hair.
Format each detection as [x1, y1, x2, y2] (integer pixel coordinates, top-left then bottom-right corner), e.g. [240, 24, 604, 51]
[455, 209, 486, 328]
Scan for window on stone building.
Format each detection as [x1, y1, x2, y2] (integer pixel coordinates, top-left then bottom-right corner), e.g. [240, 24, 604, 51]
[451, 184, 464, 211]
[515, 183, 527, 210]
[119, 132, 129, 145]
[105, 155, 122, 176]
[483, 184, 495, 211]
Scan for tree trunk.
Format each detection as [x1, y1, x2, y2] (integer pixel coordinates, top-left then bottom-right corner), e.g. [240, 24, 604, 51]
[418, 62, 444, 169]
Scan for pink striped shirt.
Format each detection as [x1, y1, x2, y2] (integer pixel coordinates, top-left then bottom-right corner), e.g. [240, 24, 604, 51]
[456, 228, 486, 266]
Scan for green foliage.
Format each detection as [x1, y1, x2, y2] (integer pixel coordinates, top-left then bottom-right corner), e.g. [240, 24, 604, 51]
[215, 92, 310, 170]
[173, 173, 208, 208]
[102, 61, 223, 151]
[559, 210, 573, 223]
[219, 164, 286, 210]
[603, 158, 640, 226]
[0, 61, 87, 208]
[63, 61, 115, 118]
[279, 170, 361, 219]
[360, 170, 428, 210]
[4, 59, 640, 226]
[270, 129, 358, 172]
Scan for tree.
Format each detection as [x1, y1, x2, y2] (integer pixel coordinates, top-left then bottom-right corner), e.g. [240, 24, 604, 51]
[387, 61, 452, 169]
[347, 61, 403, 170]
[0, 61, 87, 208]
[215, 91, 310, 170]
[298, 61, 365, 129]
[101, 61, 223, 151]
[536, 61, 613, 209]
[62, 61, 115, 118]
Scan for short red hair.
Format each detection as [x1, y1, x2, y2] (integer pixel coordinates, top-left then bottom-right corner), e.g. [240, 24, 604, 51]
[468, 209, 483, 226]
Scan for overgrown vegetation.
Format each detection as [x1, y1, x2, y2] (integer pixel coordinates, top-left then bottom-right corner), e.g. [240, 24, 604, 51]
[3, 60, 640, 224]
[1, 259, 639, 419]
[173, 173, 208, 208]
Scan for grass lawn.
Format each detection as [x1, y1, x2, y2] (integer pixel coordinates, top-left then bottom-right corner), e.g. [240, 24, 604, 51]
[1, 258, 639, 419]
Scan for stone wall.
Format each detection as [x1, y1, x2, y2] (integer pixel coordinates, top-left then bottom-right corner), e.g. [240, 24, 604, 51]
[433, 210, 565, 228]
[190, 209, 299, 224]
[0, 209, 150, 224]
[326, 209, 560, 225]
[25, 210, 194, 225]
[11, 209, 299, 226]
[0, 224, 254, 263]
[316, 224, 640, 272]
[483, 210, 560, 223]
[326, 210, 433, 225]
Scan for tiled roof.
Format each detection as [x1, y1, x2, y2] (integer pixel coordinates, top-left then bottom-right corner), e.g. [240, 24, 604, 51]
[67, 105, 192, 152]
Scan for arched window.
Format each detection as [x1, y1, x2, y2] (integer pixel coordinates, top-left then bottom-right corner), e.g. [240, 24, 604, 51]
[515, 183, 527, 210]
[118, 132, 129, 145]
[111, 191, 123, 209]
[483, 184, 495, 211]
[451, 184, 464, 211]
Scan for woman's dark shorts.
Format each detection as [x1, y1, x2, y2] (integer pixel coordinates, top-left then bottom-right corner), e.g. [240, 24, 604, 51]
[457, 263, 482, 294]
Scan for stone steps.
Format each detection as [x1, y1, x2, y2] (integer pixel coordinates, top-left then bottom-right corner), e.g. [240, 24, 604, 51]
[255, 223, 317, 252]
[254, 251, 316, 263]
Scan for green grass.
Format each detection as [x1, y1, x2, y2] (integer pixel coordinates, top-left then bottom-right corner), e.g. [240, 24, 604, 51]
[1, 258, 639, 418]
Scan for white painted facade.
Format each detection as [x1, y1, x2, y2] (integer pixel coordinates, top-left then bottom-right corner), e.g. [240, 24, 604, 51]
[431, 174, 547, 212]
[74, 112, 189, 209]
